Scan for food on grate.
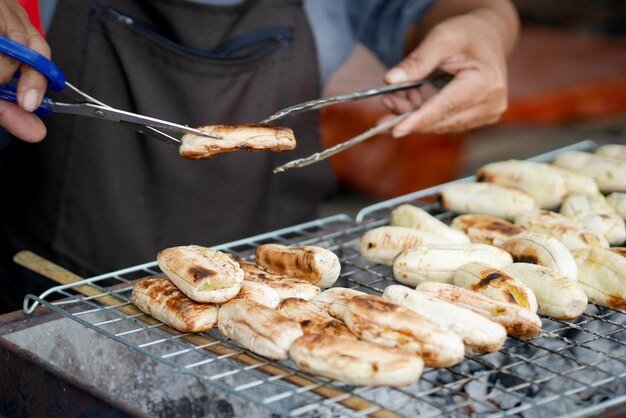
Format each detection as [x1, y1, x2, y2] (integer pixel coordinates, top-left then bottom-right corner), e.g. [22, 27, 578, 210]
[310, 287, 366, 318]
[218, 299, 303, 360]
[131, 277, 218, 333]
[499, 232, 578, 281]
[383, 285, 506, 354]
[502, 263, 588, 320]
[607, 193, 626, 220]
[595, 144, 626, 161]
[157, 245, 244, 303]
[255, 244, 340, 288]
[476, 160, 566, 209]
[238, 260, 321, 300]
[179, 124, 296, 159]
[547, 165, 599, 196]
[572, 248, 626, 309]
[289, 333, 424, 387]
[416, 282, 542, 339]
[451, 213, 525, 246]
[277, 298, 356, 338]
[560, 193, 626, 245]
[514, 210, 609, 250]
[453, 262, 538, 313]
[609, 247, 626, 257]
[392, 243, 513, 286]
[440, 182, 538, 221]
[553, 151, 626, 193]
[359, 226, 449, 265]
[390, 204, 471, 244]
[231, 281, 280, 309]
[341, 295, 465, 367]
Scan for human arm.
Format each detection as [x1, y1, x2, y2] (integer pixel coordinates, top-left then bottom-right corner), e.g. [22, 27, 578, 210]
[383, 0, 520, 136]
[0, 0, 50, 142]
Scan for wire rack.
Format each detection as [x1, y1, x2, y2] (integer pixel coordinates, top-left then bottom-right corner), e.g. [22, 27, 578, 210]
[24, 140, 626, 417]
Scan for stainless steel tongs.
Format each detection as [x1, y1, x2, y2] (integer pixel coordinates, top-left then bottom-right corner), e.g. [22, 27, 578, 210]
[266, 73, 452, 173]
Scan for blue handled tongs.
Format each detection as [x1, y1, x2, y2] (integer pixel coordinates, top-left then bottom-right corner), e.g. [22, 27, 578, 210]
[0, 36, 219, 146]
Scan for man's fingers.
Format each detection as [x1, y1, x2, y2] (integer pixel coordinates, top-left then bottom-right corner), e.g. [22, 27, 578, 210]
[391, 71, 487, 137]
[385, 24, 463, 84]
[421, 104, 501, 134]
[17, 28, 51, 112]
[0, 100, 46, 142]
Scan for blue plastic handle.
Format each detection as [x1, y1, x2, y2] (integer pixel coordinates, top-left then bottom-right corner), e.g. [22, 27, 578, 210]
[0, 35, 65, 91]
[0, 83, 53, 117]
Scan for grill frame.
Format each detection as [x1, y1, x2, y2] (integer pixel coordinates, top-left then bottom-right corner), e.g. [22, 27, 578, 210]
[23, 139, 626, 417]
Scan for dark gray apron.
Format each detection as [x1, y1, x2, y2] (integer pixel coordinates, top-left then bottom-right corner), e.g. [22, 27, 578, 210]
[0, 0, 333, 305]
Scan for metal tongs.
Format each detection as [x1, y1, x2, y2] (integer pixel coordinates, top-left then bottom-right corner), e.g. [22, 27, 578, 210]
[0, 36, 219, 146]
[267, 73, 452, 173]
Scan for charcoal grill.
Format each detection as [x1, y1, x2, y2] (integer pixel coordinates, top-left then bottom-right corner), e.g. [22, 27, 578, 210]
[14, 139, 626, 417]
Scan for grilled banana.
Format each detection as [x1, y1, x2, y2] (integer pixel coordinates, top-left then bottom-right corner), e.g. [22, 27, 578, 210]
[383, 285, 507, 354]
[392, 244, 513, 286]
[360, 226, 449, 265]
[232, 281, 280, 309]
[277, 298, 356, 338]
[499, 232, 578, 281]
[238, 260, 321, 300]
[560, 193, 626, 245]
[476, 160, 566, 209]
[441, 182, 538, 221]
[416, 282, 542, 339]
[157, 245, 244, 303]
[607, 192, 626, 220]
[390, 204, 470, 244]
[132, 278, 219, 333]
[595, 144, 626, 161]
[548, 165, 599, 196]
[255, 244, 340, 288]
[217, 299, 303, 360]
[310, 287, 366, 318]
[553, 151, 626, 193]
[341, 295, 465, 367]
[514, 210, 609, 250]
[571, 248, 626, 309]
[453, 262, 538, 313]
[451, 213, 525, 246]
[289, 333, 424, 387]
[502, 263, 588, 319]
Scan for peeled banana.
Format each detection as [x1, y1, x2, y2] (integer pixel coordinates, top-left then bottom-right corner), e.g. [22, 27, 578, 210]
[383, 284, 507, 354]
[499, 232, 578, 281]
[571, 248, 626, 309]
[441, 182, 538, 221]
[390, 204, 471, 244]
[393, 244, 513, 286]
[476, 160, 566, 209]
[514, 209, 609, 250]
[595, 144, 626, 161]
[548, 165, 599, 196]
[453, 261, 538, 313]
[607, 192, 626, 220]
[416, 282, 542, 339]
[553, 151, 626, 193]
[451, 213, 525, 246]
[502, 263, 588, 320]
[560, 192, 626, 245]
[360, 226, 449, 265]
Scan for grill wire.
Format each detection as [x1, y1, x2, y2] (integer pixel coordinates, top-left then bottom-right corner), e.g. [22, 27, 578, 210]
[24, 140, 626, 417]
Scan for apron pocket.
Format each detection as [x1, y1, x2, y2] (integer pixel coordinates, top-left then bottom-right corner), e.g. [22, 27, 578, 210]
[99, 7, 293, 64]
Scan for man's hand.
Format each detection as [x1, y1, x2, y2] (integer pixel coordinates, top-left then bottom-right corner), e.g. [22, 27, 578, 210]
[382, 0, 519, 137]
[0, 1, 50, 142]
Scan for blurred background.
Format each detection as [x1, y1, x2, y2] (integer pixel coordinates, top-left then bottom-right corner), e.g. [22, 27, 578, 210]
[319, 0, 626, 217]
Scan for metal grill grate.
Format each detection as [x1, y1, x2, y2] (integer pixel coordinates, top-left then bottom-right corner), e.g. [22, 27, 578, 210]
[24, 140, 626, 417]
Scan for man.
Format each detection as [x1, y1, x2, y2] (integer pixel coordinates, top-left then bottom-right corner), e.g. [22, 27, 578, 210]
[0, 0, 518, 312]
